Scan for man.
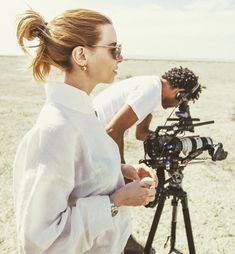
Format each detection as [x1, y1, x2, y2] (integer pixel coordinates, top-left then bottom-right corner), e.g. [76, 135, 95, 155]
[93, 66, 201, 164]
[93, 66, 201, 254]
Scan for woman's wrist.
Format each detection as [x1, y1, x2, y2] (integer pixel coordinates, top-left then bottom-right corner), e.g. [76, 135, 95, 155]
[110, 189, 124, 207]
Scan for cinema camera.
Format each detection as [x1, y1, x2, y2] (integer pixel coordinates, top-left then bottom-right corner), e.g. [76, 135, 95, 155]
[140, 102, 228, 254]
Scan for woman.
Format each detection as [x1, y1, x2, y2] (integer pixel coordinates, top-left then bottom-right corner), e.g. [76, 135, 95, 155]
[13, 9, 157, 254]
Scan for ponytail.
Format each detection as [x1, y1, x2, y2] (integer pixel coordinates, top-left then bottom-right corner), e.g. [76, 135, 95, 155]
[16, 10, 51, 81]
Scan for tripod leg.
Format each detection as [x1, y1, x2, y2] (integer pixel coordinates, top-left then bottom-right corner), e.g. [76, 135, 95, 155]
[181, 193, 196, 254]
[169, 197, 179, 252]
[144, 197, 166, 254]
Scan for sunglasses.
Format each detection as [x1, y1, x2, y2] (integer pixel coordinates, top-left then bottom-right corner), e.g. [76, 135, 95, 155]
[91, 44, 122, 60]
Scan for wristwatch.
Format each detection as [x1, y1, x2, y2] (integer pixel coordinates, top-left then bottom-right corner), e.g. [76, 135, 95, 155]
[109, 195, 118, 217]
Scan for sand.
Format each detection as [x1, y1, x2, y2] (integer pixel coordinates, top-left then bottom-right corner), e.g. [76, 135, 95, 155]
[0, 56, 234, 253]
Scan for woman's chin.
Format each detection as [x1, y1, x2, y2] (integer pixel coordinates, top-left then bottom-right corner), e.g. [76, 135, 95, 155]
[105, 76, 115, 84]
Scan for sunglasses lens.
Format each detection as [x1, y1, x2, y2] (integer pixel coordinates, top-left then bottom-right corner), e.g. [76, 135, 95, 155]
[111, 48, 116, 59]
[117, 47, 121, 59]
[111, 46, 121, 59]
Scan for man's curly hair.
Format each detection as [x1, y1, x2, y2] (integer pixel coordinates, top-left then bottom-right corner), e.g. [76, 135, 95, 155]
[162, 66, 202, 100]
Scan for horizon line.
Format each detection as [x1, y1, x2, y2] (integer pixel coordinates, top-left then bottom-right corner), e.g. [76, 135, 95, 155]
[0, 54, 234, 64]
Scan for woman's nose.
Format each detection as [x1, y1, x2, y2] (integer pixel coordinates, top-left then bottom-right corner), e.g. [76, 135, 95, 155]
[117, 54, 123, 63]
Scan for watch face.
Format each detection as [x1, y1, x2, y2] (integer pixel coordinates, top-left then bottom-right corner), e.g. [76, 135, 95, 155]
[109, 196, 118, 217]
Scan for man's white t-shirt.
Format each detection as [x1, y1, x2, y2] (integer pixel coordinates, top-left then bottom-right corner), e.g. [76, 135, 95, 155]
[93, 75, 162, 128]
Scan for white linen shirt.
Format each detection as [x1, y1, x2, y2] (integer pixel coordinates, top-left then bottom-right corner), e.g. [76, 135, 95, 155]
[13, 82, 131, 254]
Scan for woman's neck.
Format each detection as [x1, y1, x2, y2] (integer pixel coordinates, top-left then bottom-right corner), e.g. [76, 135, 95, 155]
[64, 70, 97, 95]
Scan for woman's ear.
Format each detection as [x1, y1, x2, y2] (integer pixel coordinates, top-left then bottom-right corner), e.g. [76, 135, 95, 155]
[72, 46, 88, 67]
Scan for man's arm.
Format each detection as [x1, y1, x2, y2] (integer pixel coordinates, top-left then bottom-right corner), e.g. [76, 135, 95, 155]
[105, 104, 138, 163]
[136, 113, 153, 141]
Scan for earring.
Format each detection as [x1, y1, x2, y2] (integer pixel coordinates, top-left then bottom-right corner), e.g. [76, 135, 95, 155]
[81, 65, 87, 71]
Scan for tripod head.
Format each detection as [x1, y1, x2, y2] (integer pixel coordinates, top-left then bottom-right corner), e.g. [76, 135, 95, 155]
[139, 102, 228, 207]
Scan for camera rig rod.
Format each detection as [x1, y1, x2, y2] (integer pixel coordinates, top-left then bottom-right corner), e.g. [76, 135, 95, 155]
[155, 120, 214, 133]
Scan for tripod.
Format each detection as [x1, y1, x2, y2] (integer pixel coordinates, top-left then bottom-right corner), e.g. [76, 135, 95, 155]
[144, 168, 196, 254]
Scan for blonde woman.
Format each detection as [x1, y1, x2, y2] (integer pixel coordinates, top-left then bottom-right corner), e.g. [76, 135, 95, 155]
[13, 9, 157, 254]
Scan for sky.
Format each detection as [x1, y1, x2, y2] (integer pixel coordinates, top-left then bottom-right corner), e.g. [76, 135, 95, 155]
[1, 0, 235, 61]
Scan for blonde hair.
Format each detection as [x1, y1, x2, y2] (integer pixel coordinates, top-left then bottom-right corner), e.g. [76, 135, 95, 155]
[16, 9, 112, 81]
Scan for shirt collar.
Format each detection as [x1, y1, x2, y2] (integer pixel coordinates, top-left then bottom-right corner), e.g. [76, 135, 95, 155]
[45, 82, 94, 114]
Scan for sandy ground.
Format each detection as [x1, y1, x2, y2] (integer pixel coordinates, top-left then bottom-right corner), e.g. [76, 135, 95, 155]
[0, 56, 234, 253]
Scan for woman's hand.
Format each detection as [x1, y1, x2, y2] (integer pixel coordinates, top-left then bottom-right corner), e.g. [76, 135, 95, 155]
[134, 163, 157, 183]
[116, 163, 158, 207]
[111, 179, 156, 207]
[121, 164, 140, 181]
[121, 163, 157, 185]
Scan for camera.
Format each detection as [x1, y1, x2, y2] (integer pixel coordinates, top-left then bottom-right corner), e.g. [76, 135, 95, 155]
[140, 102, 228, 207]
[144, 131, 226, 163]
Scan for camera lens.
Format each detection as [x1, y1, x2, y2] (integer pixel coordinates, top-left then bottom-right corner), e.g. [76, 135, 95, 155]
[180, 137, 213, 155]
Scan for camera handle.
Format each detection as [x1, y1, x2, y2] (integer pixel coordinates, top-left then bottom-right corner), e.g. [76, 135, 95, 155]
[144, 185, 196, 254]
